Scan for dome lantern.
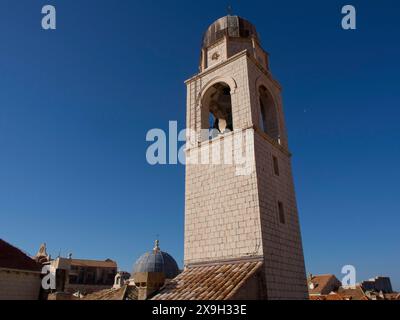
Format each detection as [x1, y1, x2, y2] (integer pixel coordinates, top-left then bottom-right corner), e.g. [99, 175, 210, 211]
[202, 15, 260, 49]
[199, 15, 269, 72]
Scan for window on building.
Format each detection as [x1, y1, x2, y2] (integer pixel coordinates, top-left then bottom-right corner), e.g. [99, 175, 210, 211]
[273, 156, 280, 176]
[278, 201, 285, 224]
[259, 86, 280, 142]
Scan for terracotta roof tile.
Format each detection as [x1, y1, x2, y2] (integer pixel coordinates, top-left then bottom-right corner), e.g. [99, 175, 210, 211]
[308, 274, 340, 295]
[338, 286, 367, 300]
[82, 285, 138, 300]
[325, 293, 346, 300]
[310, 294, 354, 301]
[152, 260, 263, 300]
[0, 239, 41, 272]
[384, 293, 400, 300]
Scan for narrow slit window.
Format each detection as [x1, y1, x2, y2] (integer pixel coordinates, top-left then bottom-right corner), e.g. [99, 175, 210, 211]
[273, 156, 280, 176]
[278, 201, 285, 224]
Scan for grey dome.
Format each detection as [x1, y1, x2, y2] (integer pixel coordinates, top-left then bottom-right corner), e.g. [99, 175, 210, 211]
[202, 15, 260, 48]
[132, 241, 179, 279]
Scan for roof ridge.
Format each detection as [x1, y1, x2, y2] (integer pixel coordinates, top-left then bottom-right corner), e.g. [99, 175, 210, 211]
[0, 239, 41, 272]
[152, 260, 264, 300]
[186, 256, 263, 268]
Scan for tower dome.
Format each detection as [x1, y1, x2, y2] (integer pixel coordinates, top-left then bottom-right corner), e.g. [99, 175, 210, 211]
[132, 240, 179, 280]
[202, 15, 260, 49]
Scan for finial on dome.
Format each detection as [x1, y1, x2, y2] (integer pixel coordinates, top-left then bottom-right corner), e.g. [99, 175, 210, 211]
[227, 5, 233, 16]
[153, 239, 160, 252]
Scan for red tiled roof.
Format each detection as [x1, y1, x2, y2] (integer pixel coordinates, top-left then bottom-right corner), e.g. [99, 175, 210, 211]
[0, 239, 41, 272]
[338, 286, 367, 300]
[325, 293, 346, 300]
[82, 285, 138, 300]
[384, 293, 400, 301]
[308, 274, 340, 295]
[152, 260, 263, 300]
[310, 293, 358, 301]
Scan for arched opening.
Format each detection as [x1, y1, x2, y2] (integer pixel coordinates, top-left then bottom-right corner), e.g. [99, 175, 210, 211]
[258, 86, 280, 141]
[201, 82, 233, 139]
[114, 274, 122, 288]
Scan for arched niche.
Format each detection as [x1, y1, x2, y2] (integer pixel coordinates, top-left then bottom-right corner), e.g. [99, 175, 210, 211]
[258, 85, 280, 142]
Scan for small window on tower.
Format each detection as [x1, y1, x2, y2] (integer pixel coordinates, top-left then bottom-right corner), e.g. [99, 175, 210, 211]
[273, 156, 280, 176]
[278, 201, 285, 224]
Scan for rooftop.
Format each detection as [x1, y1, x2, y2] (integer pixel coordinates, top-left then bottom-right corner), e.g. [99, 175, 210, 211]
[0, 239, 41, 272]
[68, 258, 117, 268]
[152, 259, 263, 300]
[308, 274, 341, 295]
[82, 285, 138, 300]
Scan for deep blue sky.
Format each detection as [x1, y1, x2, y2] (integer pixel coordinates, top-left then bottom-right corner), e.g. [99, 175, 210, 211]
[1, 1, 399, 290]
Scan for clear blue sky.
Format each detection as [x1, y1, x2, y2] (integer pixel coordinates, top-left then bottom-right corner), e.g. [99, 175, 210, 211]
[1, 1, 399, 290]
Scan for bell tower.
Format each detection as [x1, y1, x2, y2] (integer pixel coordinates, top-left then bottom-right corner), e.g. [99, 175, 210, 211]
[184, 16, 308, 299]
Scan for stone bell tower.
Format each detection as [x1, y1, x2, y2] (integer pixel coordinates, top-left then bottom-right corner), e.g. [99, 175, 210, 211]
[183, 15, 308, 300]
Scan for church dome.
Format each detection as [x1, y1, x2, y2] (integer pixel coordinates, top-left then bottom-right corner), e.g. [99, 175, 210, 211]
[132, 240, 179, 280]
[202, 15, 260, 49]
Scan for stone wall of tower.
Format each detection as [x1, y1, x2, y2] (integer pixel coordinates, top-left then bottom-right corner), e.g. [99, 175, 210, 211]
[188, 52, 253, 131]
[206, 40, 227, 69]
[226, 39, 253, 60]
[184, 148, 262, 265]
[202, 37, 268, 73]
[184, 52, 264, 265]
[247, 57, 308, 299]
[253, 134, 308, 299]
[184, 47, 308, 299]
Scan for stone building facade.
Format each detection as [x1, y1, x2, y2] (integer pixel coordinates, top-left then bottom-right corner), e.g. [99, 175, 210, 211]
[50, 256, 117, 295]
